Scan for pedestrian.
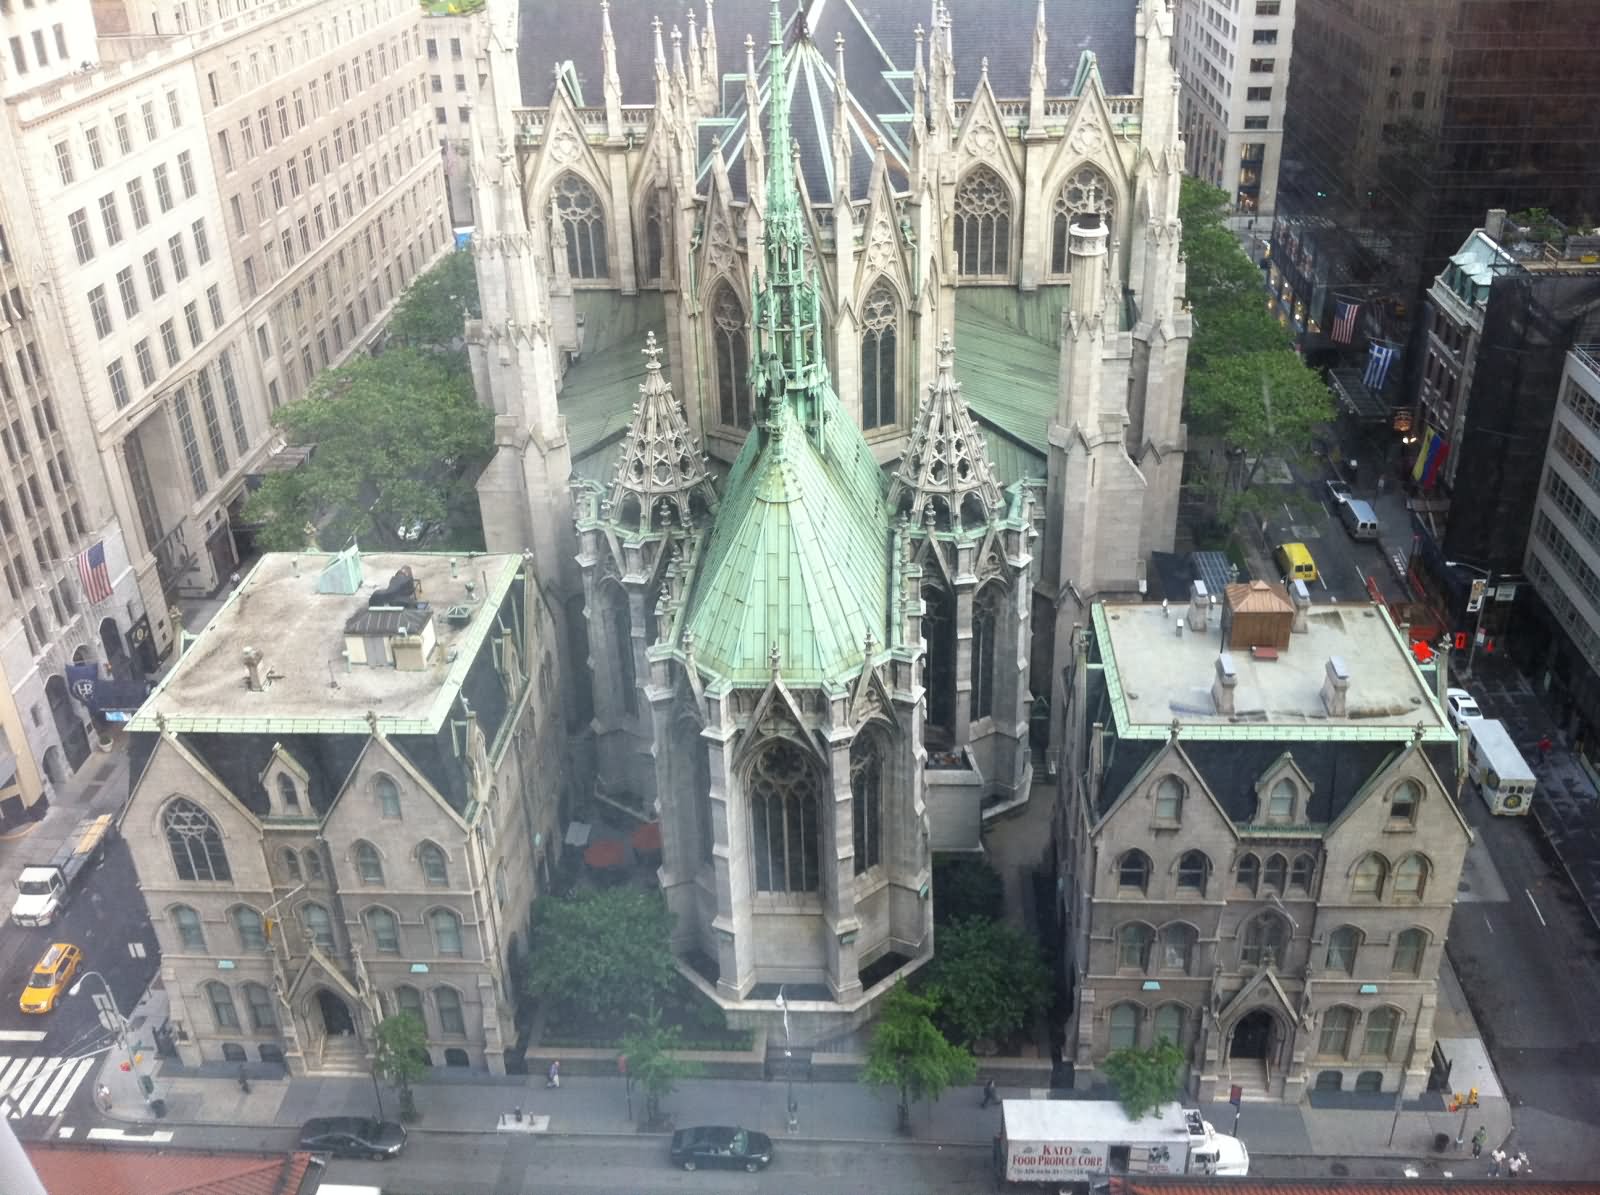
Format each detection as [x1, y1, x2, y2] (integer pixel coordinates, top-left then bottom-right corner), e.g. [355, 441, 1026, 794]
[1490, 1148, 1506, 1177]
[94, 1084, 112, 1113]
[1517, 1151, 1531, 1176]
[1509, 1153, 1523, 1177]
[546, 1059, 560, 1089]
[981, 1078, 997, 1108]
[1539, 735, 1553, 762]
[1471, 1126, 1487, 1158]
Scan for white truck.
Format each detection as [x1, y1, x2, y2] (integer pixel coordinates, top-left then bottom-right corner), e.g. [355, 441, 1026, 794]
[1465, 718, 1536, 816]
[11, 814, 115, 926]
[995, 1100, 1249, 1188]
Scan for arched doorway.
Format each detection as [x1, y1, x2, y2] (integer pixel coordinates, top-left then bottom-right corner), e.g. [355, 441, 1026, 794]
[316, 989, 355, 1037]
[44, 676, 91, 772]
[1229, 1008, 1275, 1060]
[42, 746, 66, 787]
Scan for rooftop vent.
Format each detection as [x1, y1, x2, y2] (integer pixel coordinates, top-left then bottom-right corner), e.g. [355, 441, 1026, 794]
[444, 604, 473, 626]
[242, 645, 269, 692]
[1321, 655, 1351, 718]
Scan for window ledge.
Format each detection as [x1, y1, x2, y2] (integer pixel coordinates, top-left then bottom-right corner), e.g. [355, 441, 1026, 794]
[1381, 823, 1418, 833]
[1149, 819, 1182, 832]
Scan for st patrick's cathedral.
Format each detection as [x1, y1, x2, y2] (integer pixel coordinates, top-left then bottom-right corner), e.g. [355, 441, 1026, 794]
[466, 0, 1191, 1029]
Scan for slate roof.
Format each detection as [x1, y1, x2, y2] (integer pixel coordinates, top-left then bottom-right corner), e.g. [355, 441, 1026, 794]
[952, 288, 1065, 480]
[23, 1144, 319, 1195]
[563, 291, 670, 482]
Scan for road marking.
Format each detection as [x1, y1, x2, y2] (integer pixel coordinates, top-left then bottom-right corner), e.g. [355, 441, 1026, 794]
[2, 1057, 44, 1100]
[1484, 913, 1495, 935]
[42, 1056, 94, 1117]
[0, 1055, 96, 1119]
[0, 1031, 48, 1043]
[1526, 889, 1548, 927]
[86, 1127, 174, 1144]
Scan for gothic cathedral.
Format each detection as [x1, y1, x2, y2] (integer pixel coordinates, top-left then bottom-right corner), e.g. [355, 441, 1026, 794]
[466, 0, 1190, 1028]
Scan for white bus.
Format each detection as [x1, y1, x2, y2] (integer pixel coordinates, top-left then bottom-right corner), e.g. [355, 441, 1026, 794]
[1466, 718, 1535, 816]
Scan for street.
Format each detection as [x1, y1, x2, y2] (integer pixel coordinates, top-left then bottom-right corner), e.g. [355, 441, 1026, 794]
[1256, 456, 1400, 605]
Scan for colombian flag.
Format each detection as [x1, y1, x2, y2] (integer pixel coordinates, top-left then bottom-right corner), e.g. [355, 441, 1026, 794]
[1411, 428, 1448, 489]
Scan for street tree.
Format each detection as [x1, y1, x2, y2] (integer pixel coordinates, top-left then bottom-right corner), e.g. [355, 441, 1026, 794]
[923, 917, 1050, 1048]
[525, 887, 679, 1028]
[372, 1012, 430, 1122]
[619, 1006, 701, 1129]
[1103, 1038, 1186, 1121]
[241, 347, 493, 552]
[860, 984, 976, 1134]
[387, 250, 481, 351]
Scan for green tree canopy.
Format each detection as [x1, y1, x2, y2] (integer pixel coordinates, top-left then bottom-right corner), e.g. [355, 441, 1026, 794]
[241, 346, 493, 552]
[932, 858, 1006, 927]
[525, 887, 680, 1026]
[619, 1006, 701, 1127]
[373, 1012, 430, 1122]
[860, 984, 976, 1133]
[923, 917, 1050, 1048]
[387, 249, 481, 349]
[1103, 1039, 1186, 1121]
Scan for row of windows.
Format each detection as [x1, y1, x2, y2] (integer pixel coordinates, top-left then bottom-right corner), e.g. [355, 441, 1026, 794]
[199, 979, 469, 1041]
[1106, 1000, 1402, 1060]
[11, 22, 69, 82]
[86, 223, 214, 348]
[1116, 847, 1432, 902]
[66, 159, 199, 267]
[1526, 554, 1600, 675]
[276, 839, 451, 886]
[53, 91, 183, 189]
[1133, 773, 1423, 835]
[171, 900, 468, 958]
[1111, 920, 1430, 977]
[1533, 510, 1600, 613]
[204, 6, 419, 112]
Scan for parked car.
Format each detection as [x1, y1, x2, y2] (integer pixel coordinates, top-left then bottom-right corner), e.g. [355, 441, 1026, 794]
[297, 1117, 407, 1159]
[1447, 687, 1483, 729]
[18, 942, 82, 1014]
[1325, 478, 1351, 505]
[669, 1125, 774, 1172]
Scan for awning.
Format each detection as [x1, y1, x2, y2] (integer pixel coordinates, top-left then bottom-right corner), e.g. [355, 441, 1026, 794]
[583, 839, 626, 869]
[631, 821, 663, 852]
[1329, 368, 1390, 422]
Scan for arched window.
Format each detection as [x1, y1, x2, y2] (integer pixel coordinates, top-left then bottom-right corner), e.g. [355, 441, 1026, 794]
[1234, 852, 1260, 894]
[1159, 924, 1197, 973]
[1154, 775, 1184, 821]
[1392, 928, 1428, 976]
[1262, 853, 1287, 893]
[859, 283, 897, 430]
[367, 907, 401, 953]
[601, 582, 636, 718]
[243, 982, 276, 1031]
[711, 283, 751, 428]
[495, 860, 508, 909]
[1326, 926, 1363, 974]
[552, 172, 607, 279]
[749, 739, 822, 894]
[1117, 923, 1154, 971]
[1364, 1007, 1401, 1057]
[303, 848, 324, 881]
[300, 902, 334, 950]
[1049, 165, 1115, 274]
[275, 772, 299, 808]
[375, 774, 401, 818]
[279, 847, 302, 882]
[851, 731, 884, 874]
[641, 194, 664, 283]
[232, 906, 266, 951]
[164, 798, 231, 882]
[429, 907, 464, 955]
[922, 584, 956, 738]
[1289, 853, 1316, 894]
[1390, 779, 1421, 825]
[172, 904, 206, 950]
[1241, 912, 1287, 967]
[1153, 1004, 1184, 1048]
[1177, 850, 1210, 895]
[1393, 853, 1429, 900]
[395, 984, 425, 1028]
[205, 981, 239, 1031]
[1353, 853, 1389, 899]
[1108, 1002, 1141, 1051]
[1266, 777, 1296, 822]
[434, 985, 465, 1035]
[1118, 849, 1151, 893]
[1355, 1070, 1384, 1093]
[1318, 1005, 1356, 1057]
[954, 166, 1011, 277]
[419, 842, 449, 887]
[971, 584, 1003, 723]
[355, 841, 384, 885]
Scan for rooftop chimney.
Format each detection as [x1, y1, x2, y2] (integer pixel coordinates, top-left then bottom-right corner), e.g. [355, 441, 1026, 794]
[242, 645, 269, 692]
[1212, 652, 1237, 716]
[1485, 208, 1508, 243]
[1320, 655, 1350, 717]
[1290, 580, 1311, 633]
[1187, 580, 1210, 632]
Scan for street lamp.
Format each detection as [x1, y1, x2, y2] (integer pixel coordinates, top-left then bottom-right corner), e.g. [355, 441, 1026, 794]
[1445, 560, 1492, 679]
[69, 970, 161, 1117]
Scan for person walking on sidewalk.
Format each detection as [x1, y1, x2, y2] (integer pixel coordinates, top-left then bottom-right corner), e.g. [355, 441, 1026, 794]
[981, 1079, 997, 1108]
[1471, 1126, 1487, 1158]
[546, 1060, 561, 1089]
[1509, 1153, 1523, 1176]
[94, 1084, 112, 1113]
[1490, 1148, 1507, 1176]
[1539, 735, 1553, 764]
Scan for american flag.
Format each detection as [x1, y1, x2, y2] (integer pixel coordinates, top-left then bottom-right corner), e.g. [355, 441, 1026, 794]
[76, 540, 113, 604]
[1330, 300, 1360, 345]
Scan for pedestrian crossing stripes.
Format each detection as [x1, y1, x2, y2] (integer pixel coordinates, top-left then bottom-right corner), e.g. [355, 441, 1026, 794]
[0, 1054, 96, 1120]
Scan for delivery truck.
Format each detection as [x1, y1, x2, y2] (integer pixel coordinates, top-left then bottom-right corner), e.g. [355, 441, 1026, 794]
[11, 815, 115, 926]
[1465, 718, 1535, 816]
[995, 1100, 1249, 1188]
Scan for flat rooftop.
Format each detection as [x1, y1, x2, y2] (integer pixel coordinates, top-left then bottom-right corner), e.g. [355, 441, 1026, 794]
[129, 551, 522, 736]
[1095, 599, 1453, 741]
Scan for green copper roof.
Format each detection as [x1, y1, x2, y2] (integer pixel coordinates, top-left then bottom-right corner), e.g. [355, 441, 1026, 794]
[562, 291, 668, 464]
[953, 289, 1063, 468]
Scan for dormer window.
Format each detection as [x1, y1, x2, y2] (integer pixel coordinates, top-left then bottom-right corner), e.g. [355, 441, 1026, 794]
[276, 773, 299, 809]
[1154, 776, 1184, 823]
[1266, 777, 1296, 823]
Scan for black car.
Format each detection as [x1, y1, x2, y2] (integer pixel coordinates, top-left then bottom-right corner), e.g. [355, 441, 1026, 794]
[297, 1116, 408, 1159]
[669, 1124, 774, 1172]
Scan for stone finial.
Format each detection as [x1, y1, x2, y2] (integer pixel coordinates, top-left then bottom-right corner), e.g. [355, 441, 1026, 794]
[1169, 717, 1181, 742]
[863, 629, 876, 658]
[769, 642, 782, 678]
[642, 329, 663, 367]
[366, 709, 380, 735]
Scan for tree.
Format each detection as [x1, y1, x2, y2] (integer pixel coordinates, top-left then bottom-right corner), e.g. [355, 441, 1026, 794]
[923, 917, 1050, 1048]
[860, 984, 976, 1134]
[932, 858, 1005, 927]
[372, 1012, 429, 1123]
[241, 347, 493, 552]
[387, 250, 481, 350]
[1103, 1038, 1186, 1121]
[525, 887, 679, 1027]
[619, 1006, 701, 1128]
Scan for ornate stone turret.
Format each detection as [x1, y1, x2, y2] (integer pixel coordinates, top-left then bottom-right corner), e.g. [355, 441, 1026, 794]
[888, 333, 1004, 528]
[604, 332, 718, 533]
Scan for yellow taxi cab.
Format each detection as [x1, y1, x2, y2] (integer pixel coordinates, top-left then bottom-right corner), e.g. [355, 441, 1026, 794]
[19, 943, 82, 1014]
[1274, 542, 1318, 585]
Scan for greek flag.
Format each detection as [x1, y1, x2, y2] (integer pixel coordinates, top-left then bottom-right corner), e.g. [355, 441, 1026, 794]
[1364, 343, 1397, 392]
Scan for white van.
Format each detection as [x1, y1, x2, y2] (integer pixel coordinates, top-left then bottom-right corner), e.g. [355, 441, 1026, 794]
[1466, 718, 1536, 815]
[1339, 497, 1380, 541]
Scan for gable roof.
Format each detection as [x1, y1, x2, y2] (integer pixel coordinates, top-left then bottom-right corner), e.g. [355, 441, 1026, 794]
[24, 1145, 318, 1195]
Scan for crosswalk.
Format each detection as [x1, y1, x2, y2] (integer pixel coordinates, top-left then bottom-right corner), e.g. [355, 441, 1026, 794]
[0, 1054, 96, 1120]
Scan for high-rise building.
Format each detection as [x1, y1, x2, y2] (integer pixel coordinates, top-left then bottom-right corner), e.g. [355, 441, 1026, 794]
[421, 3, 480, 226]
[1174, 0, 1296, 222]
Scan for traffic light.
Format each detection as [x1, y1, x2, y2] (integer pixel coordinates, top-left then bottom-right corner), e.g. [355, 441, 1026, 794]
[1454, 632, 1468, 651]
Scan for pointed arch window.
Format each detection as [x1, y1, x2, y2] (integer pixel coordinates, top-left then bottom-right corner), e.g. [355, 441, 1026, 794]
[971, 584, 1003, 723]
[1050, 165, 1115, 274]
[922, 583, 956, 739]
[552, 172, 607, 279]
[419, 842, 450, 887]
[1241, 911, 1288, 967]
[1392, 928, 1427, 975]
[601, 581, 636, 718]
[641, 192, 665, 283]
[367, 907, 401, 953]
[164, 798, 231, 882]
[1108, 1002, 1141, 1050]
[205, 981, 240, 1031]
[851, 731, 885, 875]
[355, 841, 384, 884]
[1319, 1004, 1356, 1057]
[954, 166, 1011, 278]
[749, 739, 821, 894]
[860, 283, 897, 430]
[1364, 1007, 1401, 1058]
[243, 982, 276, 1031]
[711, 283, 751, 429]
[232, 906, 266, 951]
[300, 901, 334, 950]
